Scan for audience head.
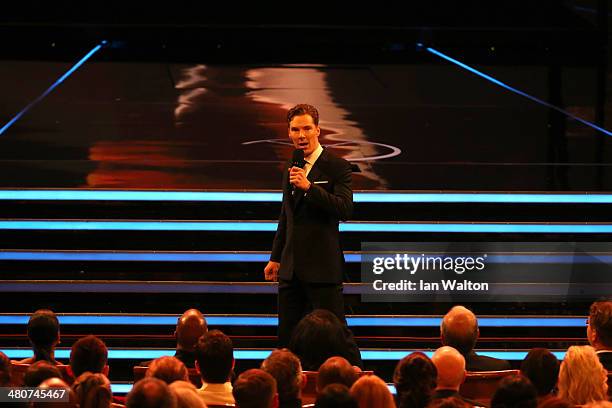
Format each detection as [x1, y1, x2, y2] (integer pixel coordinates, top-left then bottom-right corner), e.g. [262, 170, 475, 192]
[175, 309, 207, 352]
[317, 356, 358, 392]
[35, 377, 77, 408]
[288, 309, 351, 371]
[146, 356, 189, 384]
[233, 368, 279, 408]
[427, 396, 470, 408]
[393, 352, 437, 408]
[588, 299, 612, 350]
[168, 381, 206, 408]
[349, 374, 395, 408]
[440, 306, 478, 355]
[315, 384, 358, 408]
[0, 351, 11, 386]
[72, 372, 112, 408]
[24, 360, 62, 386]
[261, 348, 304, 404]
[195, 329, 234, 384]
[558, 345, 608, 405]
[491, 375, 537, 408]
[520, 348, 559, 397]
[70, 335, 109, 377]
[27, 309, 60, 362]
[431, 346, 465, 391]
[127, 377, 177, 408]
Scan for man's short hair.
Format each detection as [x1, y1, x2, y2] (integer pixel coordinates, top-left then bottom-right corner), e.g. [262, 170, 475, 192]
[70, 335, 108, 377]
[233, 368, 277, 408]
[520, 348, 559, 396]
[317, 356, 358, 391]
[315, 384, 358, 408]
[24, 360, 62, 387]
[261, 349, 302, 403]
[195, 329, 233, 384]
[146, 356, 188, 384]
[127, 377, 177, 408]
[440, 306, 478, 355]
[287, 104, 319, 127]
[589, 300, 612, 347]
[491, 375, 537, 408]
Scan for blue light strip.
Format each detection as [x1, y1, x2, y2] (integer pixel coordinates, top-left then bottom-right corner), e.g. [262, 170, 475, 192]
[0, 348, 566, 361]
[1, 250, 611, 264]
[0, 315, 586, 327]
[423, 45, 612, 137]
[3, 190, 612, 204]
[1, 220, 612, 233]
[0, 41, 107, 136]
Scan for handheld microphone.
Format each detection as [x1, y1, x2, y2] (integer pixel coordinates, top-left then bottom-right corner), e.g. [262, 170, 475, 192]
[290, 149, 306, 194]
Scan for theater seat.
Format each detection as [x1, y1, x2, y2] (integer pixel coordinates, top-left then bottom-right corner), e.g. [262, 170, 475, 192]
[10, 362, 74, 386]
[132, 365, 202, 387]
[459, 369, 520, 405]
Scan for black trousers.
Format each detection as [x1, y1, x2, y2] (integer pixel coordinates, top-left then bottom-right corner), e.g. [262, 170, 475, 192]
[277, 276, 345, 348]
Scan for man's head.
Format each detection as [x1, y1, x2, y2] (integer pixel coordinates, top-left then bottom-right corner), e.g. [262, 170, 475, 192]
[27, 309, 60, 361]
[233, 368, 279, 408]
[587, 300, 612, 350]
[24, 361, 62, 387]
[317, 356, 358, 392]
[127, 377, 177, 408]
[175, 309, 207, 352]
[431, 346, 466, 391]
[520, 348, 559, 397]
[195, 329, 234, 384]
[146, 356, 189, 384]
[287, 104, 321, 157]
[261, 348, 305, 404]
[315, 384, 358, 408]
[440, 306, 479, 355]
[70, 335, 108, 377]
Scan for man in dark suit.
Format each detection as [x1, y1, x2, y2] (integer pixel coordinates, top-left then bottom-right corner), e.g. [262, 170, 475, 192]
[587, 299, 612, 370]
[264, 103, 353, 347]
[441, 306, 511, 371]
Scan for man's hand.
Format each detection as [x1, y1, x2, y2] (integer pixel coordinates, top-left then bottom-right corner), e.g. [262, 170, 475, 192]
[264, 261, 280, 281]
[289, 167, 311, 191]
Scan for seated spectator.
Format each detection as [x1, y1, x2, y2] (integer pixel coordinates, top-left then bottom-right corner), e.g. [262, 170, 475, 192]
[430, 346, 480, 406]
[491, 375, 537, 408]
[441, 306, 510, 371]
[233, 368, 279, 408]
[146, 356, 189, 384]
[127, 377, 177, 408]
[587, 299, 612, 370]
[168, 380, 207, 408]
[288, 309, 362, 371]
[72, 372, 112, 408]
[195, 329, 235, 406]
[427, 396, 470, 408]
[520, 348, 559, 403]
[70, 335, 109, 378]
[261, 349, 305, 408]
[315, 384, 358, 408]
[0, 351, 11, 386]
[349, 374, 395, 408]
[24, 360, 63, 386]
[174, 309, 208, 368]
[317, 356, 358, 393]
[34, 377, 77, 408]
[557, 345, 608, 406]
[394, 352, 437, 408]
[17, 309, 61, 365]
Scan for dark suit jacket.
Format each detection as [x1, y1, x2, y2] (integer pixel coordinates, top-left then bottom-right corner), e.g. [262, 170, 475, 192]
[271, 149, 353, 284]
[465, 351, 511, 372]
[597, 350, 612, 370]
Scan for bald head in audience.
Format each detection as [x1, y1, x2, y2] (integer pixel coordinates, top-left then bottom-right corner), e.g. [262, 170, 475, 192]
[432, 347, 466, 391]
[176, 309, 207, 352]
[34, 377, 77, 408]
[440, 306, 478, 356]
[127, 377, 177, 408]
[317, 356, 358, 392]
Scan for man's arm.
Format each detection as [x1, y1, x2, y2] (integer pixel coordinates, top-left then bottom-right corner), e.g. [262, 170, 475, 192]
[265, 173, 288, 281]
[304, 160, 353, 221]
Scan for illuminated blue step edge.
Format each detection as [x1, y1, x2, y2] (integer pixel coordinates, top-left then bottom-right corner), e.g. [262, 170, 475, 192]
[0, 348, 566, 361]
[2, 220, 612, 233]
[2, 250, 612, 264]
[0, 314, 586, 328]
[3, 190, 612, 204]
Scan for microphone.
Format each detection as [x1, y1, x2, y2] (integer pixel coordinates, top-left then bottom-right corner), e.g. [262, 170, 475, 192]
[290, 149, 305, 194]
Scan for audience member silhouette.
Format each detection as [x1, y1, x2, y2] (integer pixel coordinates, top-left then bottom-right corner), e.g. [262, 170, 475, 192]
[261, 349, 305, 408]
[72, 372, 112, 408]
[233, 368, 279, 408]
[519, 348, 559, 402]
[490, 375, 537, 408]
[557, 345, 608, 406]
[587, 299, 612, 370]
[349, 374, 396, 408]
[174, 309, 208, 368]
[315, 384, 358, 408]
[17, 309, 61, 365]
[146, 356, 189, 384]
[317, 356, 358, 393]
[127, 377, 177, 408]
[70, 335, 109, 378]
[24, 360, 62, 386]
[430, 346, 479, 406]
[393, 352, 437, 408]
[168, 380, 206, 408]
[195, 329, 235, 406]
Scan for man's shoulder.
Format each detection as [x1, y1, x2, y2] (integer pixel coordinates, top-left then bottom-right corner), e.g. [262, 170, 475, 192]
[466, 352, 511, 371]
[320, 149, 352, 171]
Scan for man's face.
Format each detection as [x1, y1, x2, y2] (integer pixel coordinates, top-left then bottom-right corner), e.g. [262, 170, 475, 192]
[288, 114, 320, 156]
